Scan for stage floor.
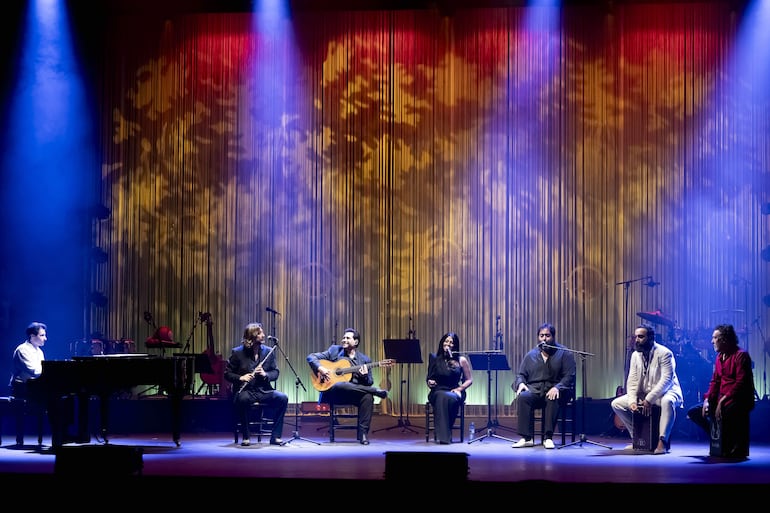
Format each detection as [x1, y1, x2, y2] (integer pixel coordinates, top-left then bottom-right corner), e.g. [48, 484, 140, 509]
[2, 409, 769, 500]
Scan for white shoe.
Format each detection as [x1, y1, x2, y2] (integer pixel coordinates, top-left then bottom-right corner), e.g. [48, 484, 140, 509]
[543, 438, 555, 449]
[512, 438, 534, 448]
[623, 444, 634, 450]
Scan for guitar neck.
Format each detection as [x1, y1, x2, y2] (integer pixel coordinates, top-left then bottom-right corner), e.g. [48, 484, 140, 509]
[337, 359, 391, 375]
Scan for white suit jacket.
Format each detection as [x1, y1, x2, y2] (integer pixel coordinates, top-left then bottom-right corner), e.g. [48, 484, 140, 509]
[626, 342, 683, 406]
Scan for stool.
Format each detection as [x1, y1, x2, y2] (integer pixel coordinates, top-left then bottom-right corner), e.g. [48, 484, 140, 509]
[425, 401, 465, 443]
[0, 396, 45, 447]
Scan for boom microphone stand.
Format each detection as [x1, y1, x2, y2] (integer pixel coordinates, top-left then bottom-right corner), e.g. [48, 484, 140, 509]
[271, 337, 320, 445]
[616, 275, 656, 385]
[263, 307, 319, 445]
[557, 344, 612, 450]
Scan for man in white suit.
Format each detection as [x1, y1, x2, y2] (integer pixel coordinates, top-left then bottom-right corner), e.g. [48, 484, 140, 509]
[611, 323, 683, 454]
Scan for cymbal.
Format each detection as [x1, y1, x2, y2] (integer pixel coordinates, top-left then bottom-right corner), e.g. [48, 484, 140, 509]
[637, 310, 675, 327]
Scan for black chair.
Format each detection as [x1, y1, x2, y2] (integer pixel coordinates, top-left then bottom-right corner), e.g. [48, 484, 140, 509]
[425, 400, 465, 443]
[534, 392, 576, 446]
[233, 400, 276, 444]
[231, 379, 278, 445]
[324, 402, 359, 442]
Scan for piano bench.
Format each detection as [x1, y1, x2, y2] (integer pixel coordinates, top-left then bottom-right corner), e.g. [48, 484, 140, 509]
[0, 396, 45, 447]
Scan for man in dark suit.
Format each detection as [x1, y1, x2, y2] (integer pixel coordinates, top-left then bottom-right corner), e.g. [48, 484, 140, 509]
[224, 322, 288, 446]
[306, 328, 388, 445]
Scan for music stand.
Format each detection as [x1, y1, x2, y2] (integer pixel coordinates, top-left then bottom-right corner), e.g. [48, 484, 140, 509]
[373, 339, 422, 434]
[467, 351, 517, 444]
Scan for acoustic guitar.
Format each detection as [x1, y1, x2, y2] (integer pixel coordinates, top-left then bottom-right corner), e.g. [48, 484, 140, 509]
[613, 385, 627, 432]
[311, 358, 396, 392]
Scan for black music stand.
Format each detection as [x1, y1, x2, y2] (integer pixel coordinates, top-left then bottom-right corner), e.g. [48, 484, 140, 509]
[373, 339, 422, 434]
[467, 351, 517, 443]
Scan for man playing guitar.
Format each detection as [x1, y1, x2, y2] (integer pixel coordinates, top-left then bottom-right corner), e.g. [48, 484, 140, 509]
[306, 328, 389, 445]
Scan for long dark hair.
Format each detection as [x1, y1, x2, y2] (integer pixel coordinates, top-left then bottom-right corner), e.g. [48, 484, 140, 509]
[715, 324, 739, 349]
[435, 331, 460, 358]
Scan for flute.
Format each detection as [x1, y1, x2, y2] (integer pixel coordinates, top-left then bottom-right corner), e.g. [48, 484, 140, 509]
[236, 343, 278, 394]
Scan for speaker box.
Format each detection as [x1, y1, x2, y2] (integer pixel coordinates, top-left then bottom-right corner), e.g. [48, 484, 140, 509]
[384, 451, 468, 481]
[55, 445, 144, 475]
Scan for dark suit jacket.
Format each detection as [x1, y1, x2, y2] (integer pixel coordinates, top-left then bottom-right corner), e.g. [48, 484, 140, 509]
[224, 343, 279, 392]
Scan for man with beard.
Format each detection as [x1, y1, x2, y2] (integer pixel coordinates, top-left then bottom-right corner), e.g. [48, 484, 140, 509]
[511, 323, 576, 449]
[225, 322, 288, 446]
[611, 323, 683, 454]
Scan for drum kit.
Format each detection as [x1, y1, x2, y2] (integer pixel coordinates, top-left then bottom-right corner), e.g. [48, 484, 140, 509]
[634, 310, 717, 404]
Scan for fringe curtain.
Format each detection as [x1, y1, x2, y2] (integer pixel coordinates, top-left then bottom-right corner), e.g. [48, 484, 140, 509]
[91, 2, 770, 413]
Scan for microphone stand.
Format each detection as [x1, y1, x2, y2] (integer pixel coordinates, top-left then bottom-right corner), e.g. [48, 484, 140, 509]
[179, 313, 200, 354]
[615, 275, 654, 386]
[263, 307, 319, 445]
[754, 319, 768, 400]
[554, 343, 612, 450]
[272, 338, 320, 445]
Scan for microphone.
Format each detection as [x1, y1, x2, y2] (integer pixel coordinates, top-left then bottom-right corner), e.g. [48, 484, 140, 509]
[265, 307, 280, 315]
[266, 335, 278, 342]
[646, 278, 660, 287]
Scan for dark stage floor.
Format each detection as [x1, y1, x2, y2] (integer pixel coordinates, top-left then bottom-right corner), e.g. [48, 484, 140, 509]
[2, 402, 769, 500]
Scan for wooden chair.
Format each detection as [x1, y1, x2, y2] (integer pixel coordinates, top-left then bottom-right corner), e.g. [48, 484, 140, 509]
[425, 400, 465, 443]
[231, 379, 277, 445]
[534, 391, 576, 446]
[233, 401, 276, 444]
[325, 402, 359, 442]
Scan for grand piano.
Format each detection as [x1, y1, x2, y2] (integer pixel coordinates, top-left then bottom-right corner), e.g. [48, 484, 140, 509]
[28, 354, 194, 448]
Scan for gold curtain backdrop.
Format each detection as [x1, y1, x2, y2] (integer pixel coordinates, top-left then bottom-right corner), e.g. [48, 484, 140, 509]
[90, 2, 770, 414]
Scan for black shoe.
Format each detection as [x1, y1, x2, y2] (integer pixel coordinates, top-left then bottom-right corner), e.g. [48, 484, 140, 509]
[372, 388, 388, 399]
[270, 438, 287, 446]
[360, 434, 370, 445]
